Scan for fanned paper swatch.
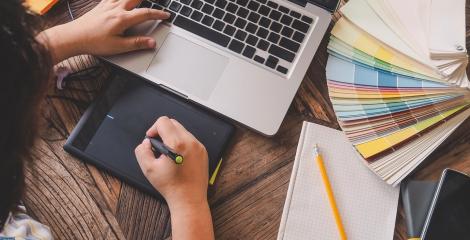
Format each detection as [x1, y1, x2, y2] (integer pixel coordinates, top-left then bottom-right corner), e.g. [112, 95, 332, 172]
[326, 0, 470, 185]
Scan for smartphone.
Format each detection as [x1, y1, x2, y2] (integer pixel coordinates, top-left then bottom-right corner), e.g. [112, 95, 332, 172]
[421, 169, 470, 239]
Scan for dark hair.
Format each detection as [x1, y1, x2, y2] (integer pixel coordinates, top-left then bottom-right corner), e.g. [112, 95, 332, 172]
[0, 0, 52, 229]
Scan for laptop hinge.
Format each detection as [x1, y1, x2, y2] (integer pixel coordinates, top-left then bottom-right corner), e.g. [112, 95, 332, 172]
[158, 84, 189, 99]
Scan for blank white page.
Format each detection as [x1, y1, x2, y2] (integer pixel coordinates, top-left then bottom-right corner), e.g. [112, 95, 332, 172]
[277, 122, 399, 240]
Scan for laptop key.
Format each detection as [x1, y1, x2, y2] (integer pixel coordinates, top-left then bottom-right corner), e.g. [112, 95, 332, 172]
[246, 34, 258, 46]
[245, 22, 257, 33]
[267, 32, 280, 43]
[212, 8, 224, 19]
[242, 45, 256, 58]
[140, 0, 152, 8]
[180, 6, 192, 16]
[226, 2, 238, 13]
[292, 31, 305, 43]
[236, 7, 249, 18]
[265, 55, 278, 69]
[268, 44, 294, 62]
[278, 5, 289, 14]
[181, 0, 191, 5]
[235, 29, 248, 41]
[190, 10, 203, 21]
[254, 55, 265, 64]
[234, 18, 247, 28]
[280, 14, 292, 25]
[259, 17, 271, 28]
[266, 0, 278, 8]
[257, 39, 269, 51]
[276, 65, 288, 74]
[279, 37, 300, 52]
[301, 15, 313, 24]
[213, 19, 225, 31]
[258, 5, 270, 16]
[247, 1, 260, 11]
[223, 13, 236, 24]
[281, 26, 293, 37]
[256, 27, 269, 38]
[152, 4, 163, 10]
[269, 10, 281, 21]
[201, 4, 214, 14]
[223, 25, 236, 36]
[164, 9, 177, 22]
[248, 12, 261, 23]
[191, 0, 203, 9]
[159, 0, 171, 7]
[215, 0, 228, 9]
[202, 15, 215, 26]
[204, 0, 215, 4]
[292, 19, 309, 33]
[289, 10, 300, 18]
[270, 22, 282, 32]
[173, 16, 230, 47]
[169, 1, 182, 12]
[228, 39, 245, 53]
[236, 0, 249, 6]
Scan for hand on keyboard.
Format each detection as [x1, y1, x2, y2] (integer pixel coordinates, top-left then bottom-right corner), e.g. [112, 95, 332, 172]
[41, 0, 171, 62]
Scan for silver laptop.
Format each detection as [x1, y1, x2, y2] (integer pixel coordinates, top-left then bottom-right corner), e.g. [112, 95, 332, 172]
[107, 0, 334, 135]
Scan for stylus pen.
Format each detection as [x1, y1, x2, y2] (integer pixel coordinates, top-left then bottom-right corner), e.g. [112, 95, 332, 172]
[147, 137, 184, 164]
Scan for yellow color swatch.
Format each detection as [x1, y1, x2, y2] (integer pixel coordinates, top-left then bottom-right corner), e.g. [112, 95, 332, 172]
[355, 105, 466, 158]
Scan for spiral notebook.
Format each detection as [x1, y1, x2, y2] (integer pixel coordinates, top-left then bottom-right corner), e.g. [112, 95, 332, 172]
[277, 122, 400, 240]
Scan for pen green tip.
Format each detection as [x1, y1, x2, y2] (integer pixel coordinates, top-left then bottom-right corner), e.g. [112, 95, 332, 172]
[175, 156, 183, 164]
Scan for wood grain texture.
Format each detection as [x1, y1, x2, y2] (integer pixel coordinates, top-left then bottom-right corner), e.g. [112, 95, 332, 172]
[23, 0, 470, 239]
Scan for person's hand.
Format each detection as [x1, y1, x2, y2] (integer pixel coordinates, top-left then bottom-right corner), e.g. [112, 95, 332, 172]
[135, 116, 215, 240]
[135, 116, 209, 207]
[40, 0, 170, 63]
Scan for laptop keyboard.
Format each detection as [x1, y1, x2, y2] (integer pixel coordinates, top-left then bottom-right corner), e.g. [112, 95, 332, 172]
[139, 0, 314, 75]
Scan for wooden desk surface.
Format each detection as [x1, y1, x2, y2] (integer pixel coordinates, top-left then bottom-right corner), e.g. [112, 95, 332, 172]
[25, 0, 470, 239]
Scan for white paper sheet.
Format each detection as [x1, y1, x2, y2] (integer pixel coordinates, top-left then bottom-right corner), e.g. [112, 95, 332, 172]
[277, 122, 400, 240]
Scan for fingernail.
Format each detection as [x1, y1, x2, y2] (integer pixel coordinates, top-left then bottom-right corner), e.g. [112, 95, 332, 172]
[147, 39, 156, 48]
[165, 12, 171, 18]
[143, 138, 150, 144]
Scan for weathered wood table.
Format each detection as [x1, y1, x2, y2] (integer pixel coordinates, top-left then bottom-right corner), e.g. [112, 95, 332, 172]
[25, 0, 470, 239]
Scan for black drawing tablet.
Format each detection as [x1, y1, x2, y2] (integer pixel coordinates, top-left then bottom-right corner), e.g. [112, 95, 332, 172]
[64, 68, 235, 198]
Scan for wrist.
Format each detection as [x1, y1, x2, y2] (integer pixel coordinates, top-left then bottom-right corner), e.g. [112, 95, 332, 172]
[166, 191, 209, 213]
[167, 197, 211, 224]
[40, 22, 86, 63]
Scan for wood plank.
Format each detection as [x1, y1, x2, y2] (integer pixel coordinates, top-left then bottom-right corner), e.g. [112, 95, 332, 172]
[212, 152, 293, 239]
[116, 184, 172, 240]
[25, 139, 124, 239]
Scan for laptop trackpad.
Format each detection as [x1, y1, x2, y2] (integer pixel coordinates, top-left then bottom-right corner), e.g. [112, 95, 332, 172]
[147, 33, 228, 100]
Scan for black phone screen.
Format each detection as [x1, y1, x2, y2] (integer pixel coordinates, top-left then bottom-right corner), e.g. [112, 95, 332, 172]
[422, 169, 470, 239]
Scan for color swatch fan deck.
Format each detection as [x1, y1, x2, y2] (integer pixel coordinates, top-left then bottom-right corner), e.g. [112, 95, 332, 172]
[326, 0, 470, 186]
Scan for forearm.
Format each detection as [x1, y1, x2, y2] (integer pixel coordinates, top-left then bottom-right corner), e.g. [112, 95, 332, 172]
[37, 22, 84, 64]
[168, 200, 215, 240]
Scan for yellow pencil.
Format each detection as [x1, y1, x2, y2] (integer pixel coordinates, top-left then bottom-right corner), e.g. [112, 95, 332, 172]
[313, 144, 347, 240]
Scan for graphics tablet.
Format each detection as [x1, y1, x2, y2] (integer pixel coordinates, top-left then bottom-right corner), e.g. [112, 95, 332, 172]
[64, 68, 235, 198]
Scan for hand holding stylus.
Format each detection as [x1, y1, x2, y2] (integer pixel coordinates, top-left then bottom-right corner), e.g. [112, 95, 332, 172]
[135, 116, 214, 240]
